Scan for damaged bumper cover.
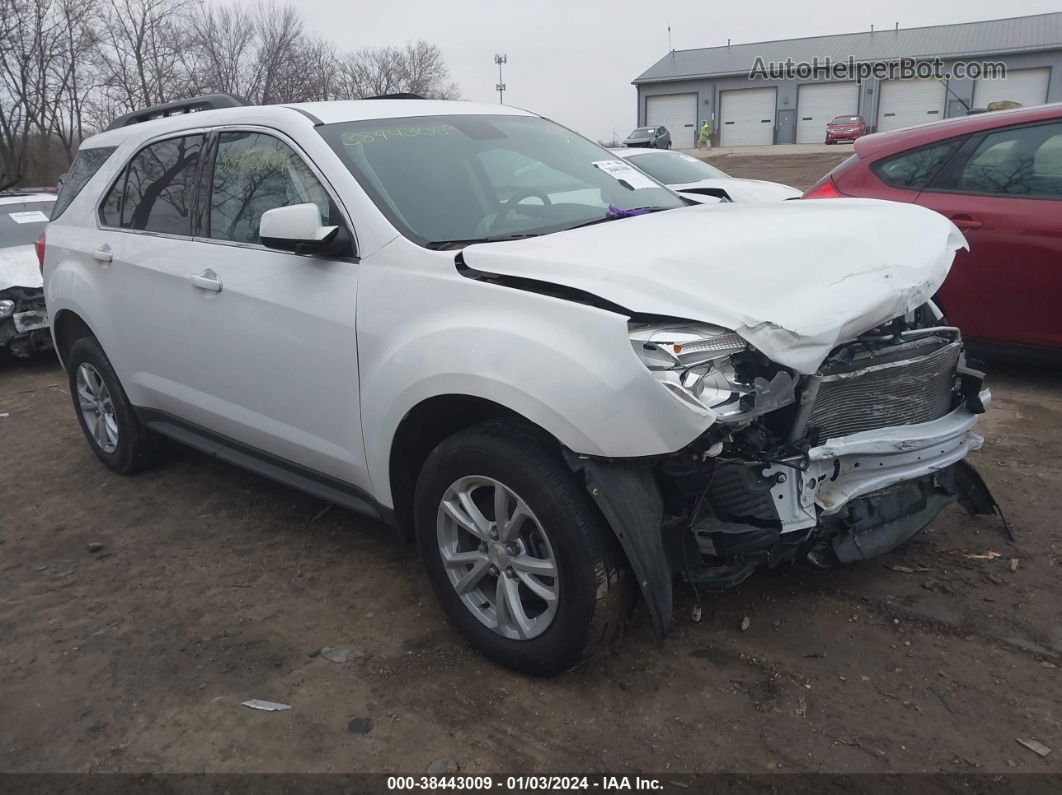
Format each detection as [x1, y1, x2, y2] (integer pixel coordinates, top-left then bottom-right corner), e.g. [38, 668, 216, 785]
[567, 371, 1001, 638]
[764, 392, 989, 532]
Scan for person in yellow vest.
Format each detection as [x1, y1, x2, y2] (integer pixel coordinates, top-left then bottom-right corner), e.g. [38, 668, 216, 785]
[698, 120, 711, 150]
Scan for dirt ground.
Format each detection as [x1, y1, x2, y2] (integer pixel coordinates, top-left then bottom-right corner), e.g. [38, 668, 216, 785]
[2, 153, 1060, 775]
[700, 148, 854, 191]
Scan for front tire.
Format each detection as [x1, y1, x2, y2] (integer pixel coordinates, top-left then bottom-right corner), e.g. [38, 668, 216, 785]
[67, 336, 158, 473]
[414, 421, 632, 676]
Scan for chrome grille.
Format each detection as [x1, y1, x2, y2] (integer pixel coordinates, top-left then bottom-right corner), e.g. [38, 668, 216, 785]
[808, 341, 960, 440]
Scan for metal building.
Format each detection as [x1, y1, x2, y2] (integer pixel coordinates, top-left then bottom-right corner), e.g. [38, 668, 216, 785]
[633, 12, 1062, 148]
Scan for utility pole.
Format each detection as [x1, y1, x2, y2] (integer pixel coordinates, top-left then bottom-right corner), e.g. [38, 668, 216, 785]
[494, 53, 507, 104]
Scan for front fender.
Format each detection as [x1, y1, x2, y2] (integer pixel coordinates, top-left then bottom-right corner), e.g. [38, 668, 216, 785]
[356, 256, 714, 507]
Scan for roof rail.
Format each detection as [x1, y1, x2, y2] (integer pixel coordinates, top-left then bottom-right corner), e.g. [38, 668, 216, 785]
[365, 93, 426, 100]
[105, 94, 248, 131]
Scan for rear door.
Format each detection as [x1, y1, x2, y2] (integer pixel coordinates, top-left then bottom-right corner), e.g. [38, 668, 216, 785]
[184, 128, 367, 486]
[917, 120, 1062, 348]
[94, 133, 207, 414]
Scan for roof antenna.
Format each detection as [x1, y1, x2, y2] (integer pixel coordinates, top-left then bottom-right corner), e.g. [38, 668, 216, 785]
[895, 21, 899, 31]
[870, 24, 875, 34]
[727, 38, 731, 47]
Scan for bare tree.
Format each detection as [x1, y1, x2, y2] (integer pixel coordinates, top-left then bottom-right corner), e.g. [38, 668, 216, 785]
[339, 40, 460, 100]
[0, 0, 461, 188]
[94, 0, 195, 113]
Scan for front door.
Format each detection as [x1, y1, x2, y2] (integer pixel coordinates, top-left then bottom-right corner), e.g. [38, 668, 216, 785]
[917, 120, 1062, 349]
[184, 129, 367, 487]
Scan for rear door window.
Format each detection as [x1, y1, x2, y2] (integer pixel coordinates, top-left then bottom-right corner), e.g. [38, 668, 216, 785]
[872, 139, 964, 190]
[100, 135, 205, 235]
[51, 147, 116, 219]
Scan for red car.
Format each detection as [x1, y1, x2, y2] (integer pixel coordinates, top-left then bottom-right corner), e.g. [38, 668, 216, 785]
[805, 103, 1062, 360]
[825, 115, 867, 144]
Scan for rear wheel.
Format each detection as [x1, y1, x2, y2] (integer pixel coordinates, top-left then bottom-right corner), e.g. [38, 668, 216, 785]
[414, 421, 633, 676]
[67, 336, 158, 473]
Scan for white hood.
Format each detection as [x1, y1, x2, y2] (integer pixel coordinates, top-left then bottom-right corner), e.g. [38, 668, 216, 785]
[462, 198, 967, 374]
[0, 245, 43, 290]
[674, 178, 802, 203]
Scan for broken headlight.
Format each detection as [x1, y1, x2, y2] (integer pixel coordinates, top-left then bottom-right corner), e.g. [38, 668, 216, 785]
[629, 321, 797, 421]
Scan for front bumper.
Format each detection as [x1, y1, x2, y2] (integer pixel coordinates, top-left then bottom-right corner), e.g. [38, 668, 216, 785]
[763, 391, 989, 533]
[0, 288, 52, 357]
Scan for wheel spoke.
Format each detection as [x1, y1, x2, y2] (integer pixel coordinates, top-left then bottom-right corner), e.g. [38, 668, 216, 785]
[497, 494, 531, 543]
[451, 557, 490, 595]
[103, 415, 119, 448]
[442, 549, 487, 568]
[510, 553, 556, 579]
[93, 412, 107, 446]
[501, 576, 534, 638]
[493, 576, 510, 632]
[441, 491, 489, 540]
[516, 569, 557, 604]
[77, 384, 96, 409]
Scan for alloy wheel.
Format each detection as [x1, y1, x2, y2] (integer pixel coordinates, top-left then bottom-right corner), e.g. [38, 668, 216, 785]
[436, 475, 559, 640]
[76, 362, 119, 454]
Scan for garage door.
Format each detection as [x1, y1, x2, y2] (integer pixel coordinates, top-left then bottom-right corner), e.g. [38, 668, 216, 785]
[720, 88, 776, 146]
[877, 79, 946, 133]
[646, 93, 697, 149]
[973, 68, 1050, 109]
[796, 82, 859, 144]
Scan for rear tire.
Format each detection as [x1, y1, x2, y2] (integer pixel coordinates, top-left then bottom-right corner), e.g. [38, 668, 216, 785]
[67, 336, 158, 473]
[414, 421, 633, 676]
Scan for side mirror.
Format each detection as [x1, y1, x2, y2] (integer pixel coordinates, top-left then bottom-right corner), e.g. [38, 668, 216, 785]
[259, 203, 350, 257]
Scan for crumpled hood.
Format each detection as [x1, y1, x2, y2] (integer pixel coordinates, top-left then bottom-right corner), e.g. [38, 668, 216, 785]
[673, 178, 802, 203]
[0, 245, 43, 290]
[462, 198, 967, 374]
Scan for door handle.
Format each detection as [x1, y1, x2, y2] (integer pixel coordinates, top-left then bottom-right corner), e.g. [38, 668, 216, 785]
[92, 246, 112, 263]
[950, 215, 982, 231]
[190, 269, 223, 292]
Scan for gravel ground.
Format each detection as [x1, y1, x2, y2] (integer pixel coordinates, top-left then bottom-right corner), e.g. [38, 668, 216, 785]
[1, 152, 1059, 774]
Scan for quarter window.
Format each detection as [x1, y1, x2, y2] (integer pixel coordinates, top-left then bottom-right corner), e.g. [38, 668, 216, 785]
[872, 139, 963, 189]
[207, 132, 332, 244]
[52, 147, 116, 220]
[936, 122, 1062, 199]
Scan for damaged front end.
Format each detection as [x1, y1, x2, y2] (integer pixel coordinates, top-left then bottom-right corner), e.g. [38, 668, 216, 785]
[570, 304, 1004, 637]
[0, 286, 52, 358]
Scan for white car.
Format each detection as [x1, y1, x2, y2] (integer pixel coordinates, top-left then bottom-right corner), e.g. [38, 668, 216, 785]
[1, 191, 55, 357]
[43, 95, 1000, 675]
[611, 148, 801, 202]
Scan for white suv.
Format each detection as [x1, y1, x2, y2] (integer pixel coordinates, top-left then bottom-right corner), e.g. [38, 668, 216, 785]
[43, 95, 1001, 675]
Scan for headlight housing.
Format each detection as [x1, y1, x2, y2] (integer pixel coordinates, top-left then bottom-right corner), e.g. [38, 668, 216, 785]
[629, 321, 797, 421]
[0, 299, 15, 319]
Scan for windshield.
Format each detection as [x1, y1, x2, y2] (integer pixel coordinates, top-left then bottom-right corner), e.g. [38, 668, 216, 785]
[629, 128, 653, 136]
[831, 116, 861, 125]
[0, 200, 53, 248]
[319, 115, 684, 247]
[624, 152, 730, 184]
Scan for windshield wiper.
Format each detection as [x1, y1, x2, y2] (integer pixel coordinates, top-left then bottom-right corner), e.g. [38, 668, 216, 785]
[425, 232, 545, 251]
[562, 206, 673, 233]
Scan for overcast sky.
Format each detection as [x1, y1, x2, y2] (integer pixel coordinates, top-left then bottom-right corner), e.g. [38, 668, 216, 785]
[306, 0, 1059, 142]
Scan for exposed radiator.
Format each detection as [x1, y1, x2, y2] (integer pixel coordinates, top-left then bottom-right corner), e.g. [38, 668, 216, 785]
[808, 341, 960, 440]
